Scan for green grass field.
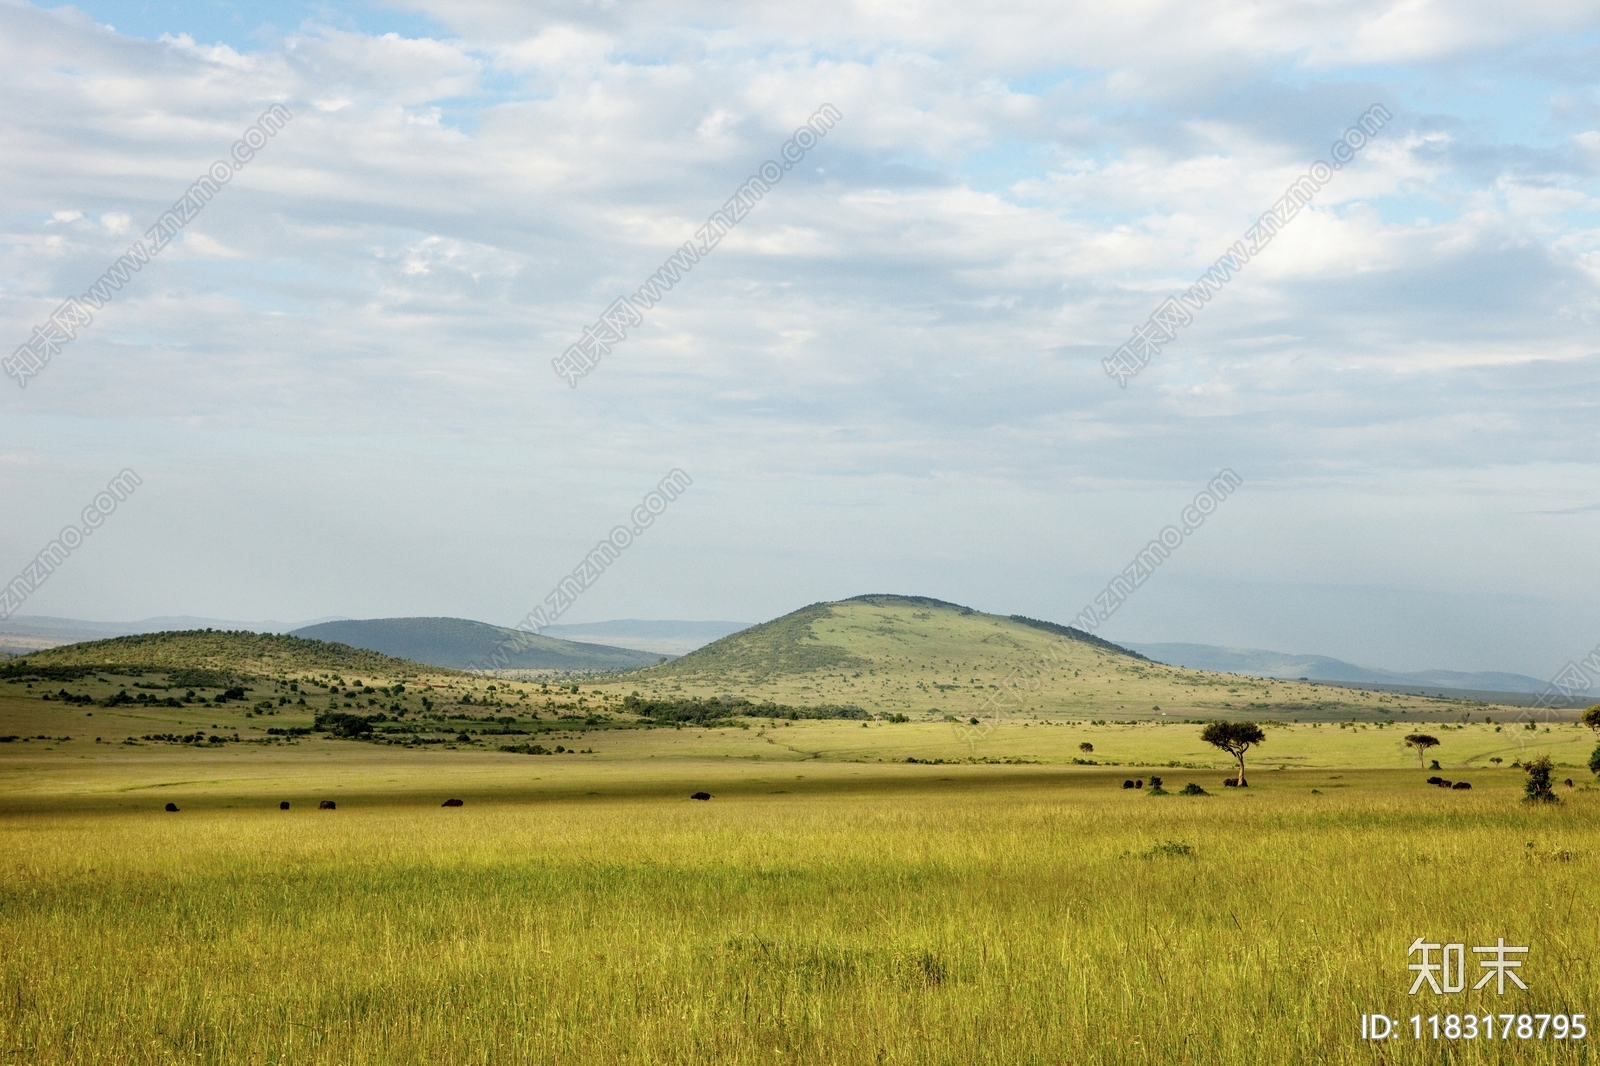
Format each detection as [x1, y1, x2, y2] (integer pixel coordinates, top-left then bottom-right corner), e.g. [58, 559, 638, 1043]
[4, 619, 1596, 1064]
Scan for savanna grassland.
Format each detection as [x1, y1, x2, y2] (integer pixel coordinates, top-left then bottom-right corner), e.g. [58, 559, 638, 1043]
[4, 756, 1600, 1066]
[2, 609, 1596, 1065]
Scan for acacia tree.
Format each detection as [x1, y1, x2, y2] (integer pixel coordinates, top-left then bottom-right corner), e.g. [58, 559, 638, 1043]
[1404, 733, 1440, 769]
[1078, 742, 1094, 754]
[1200, 721, 1265, 787]
[1583, 705, 1600, 775]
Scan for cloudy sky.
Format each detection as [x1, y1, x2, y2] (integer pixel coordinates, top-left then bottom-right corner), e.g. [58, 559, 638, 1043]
[2, 0, 1597, 677]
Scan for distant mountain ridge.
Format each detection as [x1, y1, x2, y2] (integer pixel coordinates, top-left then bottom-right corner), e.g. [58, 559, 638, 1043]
[1124, 641, 1549, 694]
[289, 617, 667, 672]
[540, 619, 750, 657]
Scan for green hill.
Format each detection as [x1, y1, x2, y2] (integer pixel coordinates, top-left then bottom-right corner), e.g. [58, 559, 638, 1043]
[607, 594, 1158, 715]
[290, 617, 667, 672]
[0, 630, 431, 686]
[593, 594, 1488, 722]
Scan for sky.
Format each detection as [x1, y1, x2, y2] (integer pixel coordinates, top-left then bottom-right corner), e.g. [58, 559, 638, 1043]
[1, 0, 1598, 678]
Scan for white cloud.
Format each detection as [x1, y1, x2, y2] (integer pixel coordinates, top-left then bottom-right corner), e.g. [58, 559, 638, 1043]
[0, 0, 1596, 672]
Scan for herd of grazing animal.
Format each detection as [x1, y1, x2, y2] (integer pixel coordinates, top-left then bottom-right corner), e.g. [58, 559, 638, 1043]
[163, 771, 1495, 812]
[163, 797, 465, 812]
[163, 792, 725, 812]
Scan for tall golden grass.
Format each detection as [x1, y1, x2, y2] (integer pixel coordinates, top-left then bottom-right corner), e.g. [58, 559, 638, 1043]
[2, 770, 1595, 1065]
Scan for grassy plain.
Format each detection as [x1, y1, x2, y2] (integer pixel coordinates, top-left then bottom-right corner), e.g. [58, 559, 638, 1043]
[4, 616, 1596, 1065]
[4, 749, 1600, 1065]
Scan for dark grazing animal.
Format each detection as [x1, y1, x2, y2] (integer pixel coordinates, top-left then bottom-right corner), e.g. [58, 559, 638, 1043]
[164, 802, 179, 812]
[442, 798, 464, 807]
[1121, 780, 1134, 789]
[279, 801, 290, 810]
[1452, 782, 1471, 790]
[318, 800, 336, 810]
[690, 792, 712, 800]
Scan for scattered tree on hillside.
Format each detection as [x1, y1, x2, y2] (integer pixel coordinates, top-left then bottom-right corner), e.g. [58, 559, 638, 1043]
[1200, 721, 1265, 787]
[1523, 755, 1559, 804]
[1404, 733, 1440, 769]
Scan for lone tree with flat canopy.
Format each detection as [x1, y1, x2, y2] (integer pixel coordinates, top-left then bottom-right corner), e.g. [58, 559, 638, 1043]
[1200, 721, 1265, 787]
[1404, 733, 1440, 769]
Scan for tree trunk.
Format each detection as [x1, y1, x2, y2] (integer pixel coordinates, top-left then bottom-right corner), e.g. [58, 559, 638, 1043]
[1235, 754, 1247, 787]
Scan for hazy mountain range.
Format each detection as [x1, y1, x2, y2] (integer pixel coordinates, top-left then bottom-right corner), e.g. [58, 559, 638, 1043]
[1124, 642, 1549, 694]
[0, 613, 1554, 694]
[0, 614, 749, 672]
[540, 620, 750, 657]
[288, 617, 668, 672]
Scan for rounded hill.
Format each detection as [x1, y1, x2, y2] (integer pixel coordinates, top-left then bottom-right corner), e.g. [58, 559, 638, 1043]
[620, 595, 1160, 716]
[0, 629, 432, 686]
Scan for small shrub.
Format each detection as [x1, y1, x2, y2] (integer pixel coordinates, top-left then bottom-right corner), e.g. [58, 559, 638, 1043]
[314, 712, 375, 738]
[1140, 840, 1193, 858]
[1179, 782, 1208, 796]
[1524, 755, 1559, 804]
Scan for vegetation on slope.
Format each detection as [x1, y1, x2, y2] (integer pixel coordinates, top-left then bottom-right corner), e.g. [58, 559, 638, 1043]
[642, 602, 868, 682]
[0, 630, 433, 685]
[1006, 614, 1149, 660]
[606, 595, 1507, 723]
